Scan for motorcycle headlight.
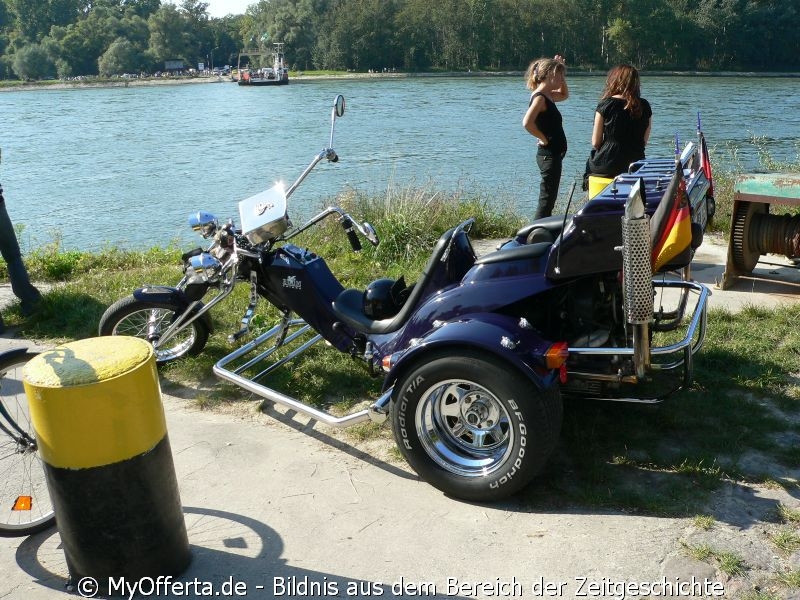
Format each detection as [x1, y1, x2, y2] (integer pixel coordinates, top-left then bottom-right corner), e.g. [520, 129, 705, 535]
[188, 253, 223, 283]
[189, 211, 219, 239]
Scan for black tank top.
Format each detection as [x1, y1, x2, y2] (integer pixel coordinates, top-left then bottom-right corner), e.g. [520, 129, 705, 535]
[531, 92, 567, 156]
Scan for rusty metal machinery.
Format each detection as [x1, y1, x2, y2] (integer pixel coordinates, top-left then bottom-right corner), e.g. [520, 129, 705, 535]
[721, 173, 800, 290]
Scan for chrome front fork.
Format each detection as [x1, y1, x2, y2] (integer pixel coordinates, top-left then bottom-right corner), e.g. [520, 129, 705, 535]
[228, 271, 259, 343]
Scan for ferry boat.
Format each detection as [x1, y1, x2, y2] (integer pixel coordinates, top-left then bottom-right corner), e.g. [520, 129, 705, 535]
[237, 43, 289, 86]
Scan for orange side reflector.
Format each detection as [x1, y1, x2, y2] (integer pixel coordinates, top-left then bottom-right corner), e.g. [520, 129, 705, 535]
[545, 341, 569, 370]
[13, 496, 32, 512]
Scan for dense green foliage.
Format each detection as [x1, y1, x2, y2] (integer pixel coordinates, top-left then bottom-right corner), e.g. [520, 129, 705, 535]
[1, 0, 798, 80]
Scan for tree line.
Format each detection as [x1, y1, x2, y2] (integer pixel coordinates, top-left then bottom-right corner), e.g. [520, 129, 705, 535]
[1, 0, 798, 80]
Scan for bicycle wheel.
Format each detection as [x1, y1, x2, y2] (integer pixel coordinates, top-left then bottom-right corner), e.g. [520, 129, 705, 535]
[0, 349, 56, 537]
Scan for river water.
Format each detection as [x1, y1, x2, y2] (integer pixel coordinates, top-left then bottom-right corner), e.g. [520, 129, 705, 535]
[1, 75, 797, 251]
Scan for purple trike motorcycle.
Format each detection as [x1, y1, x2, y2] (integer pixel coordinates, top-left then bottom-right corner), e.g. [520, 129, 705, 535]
[100, 95, 713, 501]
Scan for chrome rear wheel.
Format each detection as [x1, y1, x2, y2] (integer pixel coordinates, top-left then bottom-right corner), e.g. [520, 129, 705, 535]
[416, 379, 513, 478]
[391, 350, 562, 501]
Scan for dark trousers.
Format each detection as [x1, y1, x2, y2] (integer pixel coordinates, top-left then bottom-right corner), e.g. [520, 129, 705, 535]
[0, 192, 41, 317]
[535, 150, 563, 220]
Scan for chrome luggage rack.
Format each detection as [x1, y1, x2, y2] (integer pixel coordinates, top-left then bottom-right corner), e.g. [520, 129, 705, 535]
[213, 314, 393, 428]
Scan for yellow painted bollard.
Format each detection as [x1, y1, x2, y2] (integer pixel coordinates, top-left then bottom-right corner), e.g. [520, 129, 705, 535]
[23, 336, 190, 594]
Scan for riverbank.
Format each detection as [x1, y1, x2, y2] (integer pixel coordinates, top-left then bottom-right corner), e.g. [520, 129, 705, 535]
[0, 74, 228, 92]
[2, 68, 799, 92]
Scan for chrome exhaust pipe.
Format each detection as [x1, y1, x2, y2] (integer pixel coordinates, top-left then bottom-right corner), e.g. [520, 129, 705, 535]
[621, 179, 654, 379]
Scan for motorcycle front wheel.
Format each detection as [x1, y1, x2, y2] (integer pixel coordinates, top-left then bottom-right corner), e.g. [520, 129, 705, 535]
[98, 296, 209, 364]
[391, 350, 562, 502]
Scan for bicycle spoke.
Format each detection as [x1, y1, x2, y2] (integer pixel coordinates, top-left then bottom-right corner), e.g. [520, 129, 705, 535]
[0, 350, 56, 537]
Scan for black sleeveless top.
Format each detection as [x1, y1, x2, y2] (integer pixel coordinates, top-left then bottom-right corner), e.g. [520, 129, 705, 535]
[588, 97, 652, 176]
[531, 92, 567, 156]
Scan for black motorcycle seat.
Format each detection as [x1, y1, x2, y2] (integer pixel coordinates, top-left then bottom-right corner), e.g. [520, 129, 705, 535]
[331, 224, 457, 335]
[475, 242, 552, 265]
[516, 215, 569, 242]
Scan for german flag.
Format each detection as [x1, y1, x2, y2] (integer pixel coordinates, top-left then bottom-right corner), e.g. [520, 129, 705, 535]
[698, 131, 714, 198]
[652, 178, 692, 272]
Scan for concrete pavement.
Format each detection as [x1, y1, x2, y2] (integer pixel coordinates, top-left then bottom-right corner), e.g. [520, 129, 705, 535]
[688, 232, 800, 311]
[1, 235, 799, 599]
[0, 372, 721, 600]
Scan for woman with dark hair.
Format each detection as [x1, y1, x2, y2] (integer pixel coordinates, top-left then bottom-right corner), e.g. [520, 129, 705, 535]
[584, 64, 652, 188]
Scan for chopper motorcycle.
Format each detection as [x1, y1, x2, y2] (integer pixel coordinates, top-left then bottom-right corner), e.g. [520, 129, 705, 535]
[100, 95, 712, 502]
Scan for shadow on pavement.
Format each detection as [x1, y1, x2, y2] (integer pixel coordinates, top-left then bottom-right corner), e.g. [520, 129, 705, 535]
[258, 400, 418, 482]
[160, 376, 418, 485]
[14, 506, 470, 599]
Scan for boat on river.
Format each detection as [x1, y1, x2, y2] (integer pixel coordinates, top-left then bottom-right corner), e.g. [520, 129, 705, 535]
[237, 43, 289, 86]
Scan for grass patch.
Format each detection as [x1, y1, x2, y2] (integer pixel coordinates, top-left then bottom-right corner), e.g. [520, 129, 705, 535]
[771, 529, 800, 553]
[779, 570, 800, 588]
[740, 592, 782, 600]
[683, 542, 714, 561]
[778, 503, 800, 525]
[716, 551, 747, 577]
[692, 515, 715, 530]
[332, 185, 522, 268]
[682, 543, 747, 577]
[346, 421, 389, 443]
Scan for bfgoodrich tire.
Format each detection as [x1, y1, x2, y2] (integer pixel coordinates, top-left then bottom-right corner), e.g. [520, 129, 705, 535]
[390, 350, 562, 502]
[98, 296, 209, 364]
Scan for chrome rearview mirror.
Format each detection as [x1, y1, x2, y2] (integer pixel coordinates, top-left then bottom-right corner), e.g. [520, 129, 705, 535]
[329, 95, 346, 148]
[334, 94, 345, 117]
[362, 222, 379, 246]
[189, 211, 219, 239]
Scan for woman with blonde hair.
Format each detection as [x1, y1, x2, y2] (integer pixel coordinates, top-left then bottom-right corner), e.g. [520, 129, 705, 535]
[584, 64, 652, 187]
[522, 55, 569, 219]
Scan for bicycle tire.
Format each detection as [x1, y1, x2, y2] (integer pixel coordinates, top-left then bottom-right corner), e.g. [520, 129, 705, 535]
[0, 349, 56, 537]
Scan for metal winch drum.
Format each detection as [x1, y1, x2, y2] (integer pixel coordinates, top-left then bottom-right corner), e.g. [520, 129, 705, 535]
[721, 173, 800, 289]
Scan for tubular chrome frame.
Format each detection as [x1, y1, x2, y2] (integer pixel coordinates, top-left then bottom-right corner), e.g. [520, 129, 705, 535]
[213, 314, 392, 427]
[565, 279, 709, 404]
[212, 278, 708, 426]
